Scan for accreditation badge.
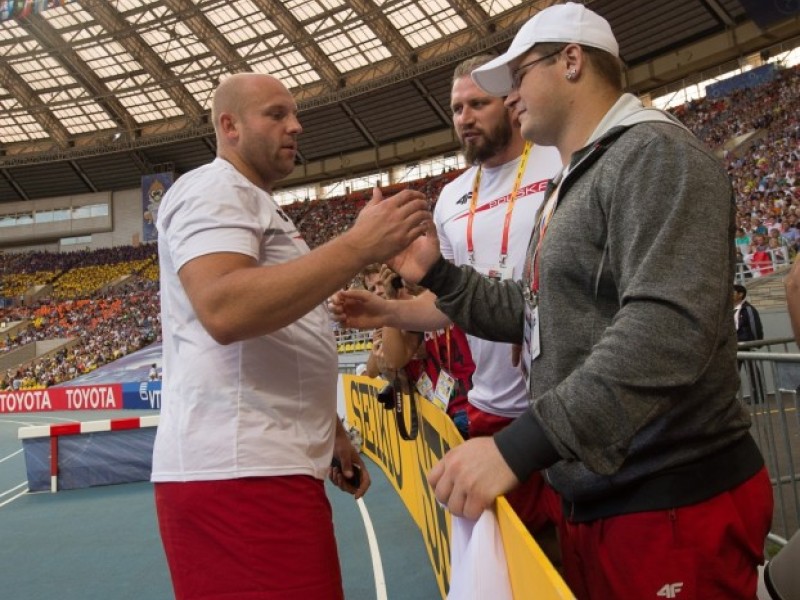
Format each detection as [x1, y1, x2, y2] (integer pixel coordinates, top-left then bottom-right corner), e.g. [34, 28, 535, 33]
[432, 369, 456, 411]
[474, 263, 514, 281]
[415, 371, 435, 402]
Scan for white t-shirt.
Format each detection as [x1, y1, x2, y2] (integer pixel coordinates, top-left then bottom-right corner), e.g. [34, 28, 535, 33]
[434, 145, 561, 417]
[152, 158, 338, 482]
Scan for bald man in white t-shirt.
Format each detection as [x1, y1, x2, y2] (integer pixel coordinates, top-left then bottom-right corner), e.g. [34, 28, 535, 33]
[152, 73, 431, 600]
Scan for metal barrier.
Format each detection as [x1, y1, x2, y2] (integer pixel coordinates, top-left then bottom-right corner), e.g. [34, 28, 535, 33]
[738, 338, 800, 546]
[735, 248, 792, 283]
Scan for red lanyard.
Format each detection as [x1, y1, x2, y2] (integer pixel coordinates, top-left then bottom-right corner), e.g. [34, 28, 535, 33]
[430, 326, 452, 372]
[529, 178, 563, 294]
[466, 142, 532, 266]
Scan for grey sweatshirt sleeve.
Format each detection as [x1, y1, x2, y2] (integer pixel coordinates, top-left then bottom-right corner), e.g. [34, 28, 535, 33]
[421, 257, 562, 481]
[420, 256, 526, 344]
[494, 411, 561, 481]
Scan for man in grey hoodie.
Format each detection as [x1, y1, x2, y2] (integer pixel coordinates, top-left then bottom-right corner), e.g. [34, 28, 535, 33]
[386, 3, 774, 599]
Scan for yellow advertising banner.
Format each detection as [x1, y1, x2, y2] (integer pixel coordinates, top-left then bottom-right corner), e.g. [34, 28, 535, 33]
[341, 374, 574, 600]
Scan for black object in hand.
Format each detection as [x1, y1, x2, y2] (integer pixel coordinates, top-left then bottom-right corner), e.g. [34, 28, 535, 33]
[376, 383, 395, 410]
[331, 456, 361, 488]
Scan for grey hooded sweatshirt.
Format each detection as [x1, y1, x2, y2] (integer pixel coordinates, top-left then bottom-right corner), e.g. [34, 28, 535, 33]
[421, 94, 763, 521]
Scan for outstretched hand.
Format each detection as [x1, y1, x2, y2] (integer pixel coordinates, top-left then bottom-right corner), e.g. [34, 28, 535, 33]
[347, 187, 432, 265]
[386, 220, 442, 284]
[330, 289, 390, 330]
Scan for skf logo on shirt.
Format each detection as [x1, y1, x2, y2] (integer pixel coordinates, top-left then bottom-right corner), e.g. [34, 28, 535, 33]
[455, 192, 471, 205]
[656, 582, 684, 598]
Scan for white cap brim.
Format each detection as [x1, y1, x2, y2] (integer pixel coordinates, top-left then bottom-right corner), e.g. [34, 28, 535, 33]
[471, 45, 529, 97]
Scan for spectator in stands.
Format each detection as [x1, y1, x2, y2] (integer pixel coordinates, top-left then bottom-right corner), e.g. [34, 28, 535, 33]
[751, 216, 767, 235]
[332, 53, 564, 552]
[780, 221, 799, 249]
[751, 243, 774, 277]
[768, 236, 788, 266]
[752, 233, 769, 252]
[735, 226, 751, 253]
[382, 4, 773, 598]
[151, 73, 431, 600]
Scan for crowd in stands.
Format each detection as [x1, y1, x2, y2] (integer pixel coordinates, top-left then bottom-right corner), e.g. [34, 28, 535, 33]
[672, 64, 800, 278]
[0, 61, 798, 388]
[283, 170, 463, 249]
[1, 244, 157, 301]
[1, 249, 160, 390]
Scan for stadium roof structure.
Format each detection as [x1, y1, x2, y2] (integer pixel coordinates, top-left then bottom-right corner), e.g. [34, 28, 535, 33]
[0, 0, 799, 204]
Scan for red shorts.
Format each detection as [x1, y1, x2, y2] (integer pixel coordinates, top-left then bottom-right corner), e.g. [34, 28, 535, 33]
[154, 476, 344, 600]
[560, 467, 774, 600]
[466, 403, 562, 533]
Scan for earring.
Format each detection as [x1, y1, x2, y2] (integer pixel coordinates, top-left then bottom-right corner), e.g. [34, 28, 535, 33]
[566, 69, 577, 80]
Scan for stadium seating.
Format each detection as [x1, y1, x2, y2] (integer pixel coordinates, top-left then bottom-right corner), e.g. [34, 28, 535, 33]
[2, 61, 800, 387]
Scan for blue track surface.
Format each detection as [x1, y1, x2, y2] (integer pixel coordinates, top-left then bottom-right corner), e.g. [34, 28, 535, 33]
[0, 410, 440, 600]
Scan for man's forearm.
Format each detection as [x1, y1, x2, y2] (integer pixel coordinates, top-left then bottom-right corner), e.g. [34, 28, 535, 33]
[384, 290, 452, 331]
[421, 257, 525, 344]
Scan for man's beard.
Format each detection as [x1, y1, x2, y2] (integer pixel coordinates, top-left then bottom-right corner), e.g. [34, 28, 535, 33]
[461, 116, 513, 165]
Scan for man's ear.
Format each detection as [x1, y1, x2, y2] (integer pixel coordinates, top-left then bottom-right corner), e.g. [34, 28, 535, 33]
[562, 43, 584, 80]
[219, 113, 238, 139]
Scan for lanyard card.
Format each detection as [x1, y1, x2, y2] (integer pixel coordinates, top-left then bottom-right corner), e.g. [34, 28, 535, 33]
[415, 371, 435, 402]
[474, 263, 514, 281]
[486, 263, 514, 281]
[432, 369, 456, 411]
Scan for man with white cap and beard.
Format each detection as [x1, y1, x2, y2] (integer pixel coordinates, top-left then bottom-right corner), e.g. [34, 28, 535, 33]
[384, 3, 773, 598]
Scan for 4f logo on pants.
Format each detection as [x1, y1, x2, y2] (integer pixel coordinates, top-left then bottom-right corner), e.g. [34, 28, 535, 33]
[657, 582, 684, 598]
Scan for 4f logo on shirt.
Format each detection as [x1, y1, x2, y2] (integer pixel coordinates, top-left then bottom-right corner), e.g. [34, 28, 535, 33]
[455, 192, 471, 205]
[656, 582, 684, 598]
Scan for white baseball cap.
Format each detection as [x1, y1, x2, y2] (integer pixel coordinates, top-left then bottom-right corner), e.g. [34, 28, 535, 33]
[472, 2, 619, 96]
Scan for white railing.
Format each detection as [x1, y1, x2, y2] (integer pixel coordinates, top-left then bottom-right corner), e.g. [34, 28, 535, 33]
[736, 247, 793, 282]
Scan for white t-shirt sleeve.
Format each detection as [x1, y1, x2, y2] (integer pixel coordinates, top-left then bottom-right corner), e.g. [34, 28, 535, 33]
[163, 178, 269, 272]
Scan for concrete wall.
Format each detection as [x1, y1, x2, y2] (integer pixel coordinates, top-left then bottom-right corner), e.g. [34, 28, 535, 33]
[2, 185, 147, 254]
[762, 308, 797, 352]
